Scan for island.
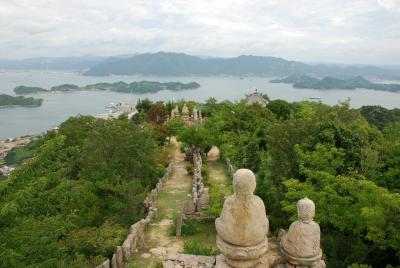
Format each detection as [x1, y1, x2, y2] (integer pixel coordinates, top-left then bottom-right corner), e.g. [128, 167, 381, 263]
[0, 94, 43, 107]
[270, 75, 400, 92]
[50, 84, 80, 92]
[14, 86, 47, 94]
[14, 81, 201, 95]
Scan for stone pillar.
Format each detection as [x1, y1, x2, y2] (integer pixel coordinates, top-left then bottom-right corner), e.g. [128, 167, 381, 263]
[176, 212, 183, 237]
[192, 107, 198, 124]
[279, 198, 325, 268]
[215, 169, 269, 268]
[183, 194, 196, 218]
[182, 103, 190, 126]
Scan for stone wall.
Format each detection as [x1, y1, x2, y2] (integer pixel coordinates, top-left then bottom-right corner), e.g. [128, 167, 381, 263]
[95, 161, 175, 268]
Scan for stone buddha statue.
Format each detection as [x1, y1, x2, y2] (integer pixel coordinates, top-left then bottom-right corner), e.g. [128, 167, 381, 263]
[215, 169, 269, 268]
[280, 198, 325, 268]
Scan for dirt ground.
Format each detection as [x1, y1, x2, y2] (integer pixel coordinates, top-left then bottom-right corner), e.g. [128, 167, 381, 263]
[132, 137, 191, 267]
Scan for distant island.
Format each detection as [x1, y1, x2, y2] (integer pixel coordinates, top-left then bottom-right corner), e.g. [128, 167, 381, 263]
[0, 94, 43, 107]
[14, 81, 201, 95]
[270, 75, 400, 92]
[14, 86, 47, 94]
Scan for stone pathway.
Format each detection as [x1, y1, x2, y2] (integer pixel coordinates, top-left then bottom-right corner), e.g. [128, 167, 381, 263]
[131, 137, 192, 267]
[207, 146, 229, 183]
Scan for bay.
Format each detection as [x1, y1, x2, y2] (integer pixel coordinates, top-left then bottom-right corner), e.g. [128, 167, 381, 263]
[0, 70, 399, 140]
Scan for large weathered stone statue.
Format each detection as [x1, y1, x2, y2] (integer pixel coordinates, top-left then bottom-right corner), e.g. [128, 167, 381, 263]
[216, 169, 269, 268]
[280, 198, 325, 268]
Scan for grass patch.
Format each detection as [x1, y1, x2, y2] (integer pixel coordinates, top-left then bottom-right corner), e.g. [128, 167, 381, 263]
[202, 160, 232, 217]
[181, 220, 218, 255]
[154, 187, 188, 221]
[183, 240, 218, 256]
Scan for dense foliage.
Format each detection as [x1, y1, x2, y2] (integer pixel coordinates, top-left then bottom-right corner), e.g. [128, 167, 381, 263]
[0, 94, 43, 107]
[360, 105, 400, 130]
[176, 98, 400, 267]
[0, 116, 165, 267]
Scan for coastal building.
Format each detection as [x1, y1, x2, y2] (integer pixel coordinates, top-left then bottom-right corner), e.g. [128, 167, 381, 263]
[97, 102, 138, 120]
[245, 90, 268, 107]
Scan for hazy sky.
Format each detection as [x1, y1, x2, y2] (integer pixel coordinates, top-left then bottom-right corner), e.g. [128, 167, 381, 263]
[0, 0, 399, 64]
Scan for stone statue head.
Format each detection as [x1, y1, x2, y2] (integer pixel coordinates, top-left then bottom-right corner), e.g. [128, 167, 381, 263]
[297, 197, 315, 223]
[233, 169, 256, 200]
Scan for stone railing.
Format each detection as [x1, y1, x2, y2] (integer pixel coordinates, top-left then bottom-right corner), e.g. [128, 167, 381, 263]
[96, 161, 175, 268]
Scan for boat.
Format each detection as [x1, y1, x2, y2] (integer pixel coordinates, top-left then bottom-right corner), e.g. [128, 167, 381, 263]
[105, 102, 116, 108]
[309, 97, 321, 100]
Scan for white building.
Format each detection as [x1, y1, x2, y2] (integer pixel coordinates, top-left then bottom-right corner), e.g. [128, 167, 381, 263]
[245, 91, 268, 107]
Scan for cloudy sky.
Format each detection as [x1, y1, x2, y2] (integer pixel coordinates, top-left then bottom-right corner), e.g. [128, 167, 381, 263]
[0, 0, 399, 64]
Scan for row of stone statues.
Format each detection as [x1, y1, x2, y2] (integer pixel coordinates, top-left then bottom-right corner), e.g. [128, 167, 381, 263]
[183, 149, 210, 218]
[170, 103, 203, 126]
[215, 169, 325, 268]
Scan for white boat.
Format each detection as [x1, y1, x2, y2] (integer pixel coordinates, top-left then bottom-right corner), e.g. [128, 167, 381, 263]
[105, 102, 116, 108]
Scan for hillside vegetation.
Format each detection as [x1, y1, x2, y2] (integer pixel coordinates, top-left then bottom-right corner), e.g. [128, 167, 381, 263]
[1, 97, 399, 268]
[0, 116, 166, 267]
[173, 98, 400, 268]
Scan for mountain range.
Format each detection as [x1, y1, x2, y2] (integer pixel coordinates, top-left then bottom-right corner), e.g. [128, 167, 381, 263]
[1, 52, 400, 79]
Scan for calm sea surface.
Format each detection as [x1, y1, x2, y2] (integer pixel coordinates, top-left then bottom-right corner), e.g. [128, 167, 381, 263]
[0, 70, 399, 140]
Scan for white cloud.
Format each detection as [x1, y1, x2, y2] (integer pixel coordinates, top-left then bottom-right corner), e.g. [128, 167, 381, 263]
[0, 0, 399, 64]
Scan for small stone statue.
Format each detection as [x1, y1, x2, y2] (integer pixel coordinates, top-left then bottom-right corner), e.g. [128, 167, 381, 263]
[280, 198, 325, 268]
[183, 194, 196, 217]
[215, 169, 269, 268]
[197, 187, 210, 212]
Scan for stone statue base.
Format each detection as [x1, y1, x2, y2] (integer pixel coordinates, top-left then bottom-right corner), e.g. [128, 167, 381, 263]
[216, 235, 268, 268]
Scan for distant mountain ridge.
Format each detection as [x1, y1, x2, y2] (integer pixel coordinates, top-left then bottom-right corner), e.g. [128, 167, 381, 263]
[1, 52, 400, 79]
[84, 52, 400, 79]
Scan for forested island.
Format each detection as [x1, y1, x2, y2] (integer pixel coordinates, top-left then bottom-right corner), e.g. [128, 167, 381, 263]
[270, 75, 400, 92]
[0, 96, 399, 267]
[0, 94, 43, 107]
[13, 81, 201, 95]
[14, 85, 47, 94]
